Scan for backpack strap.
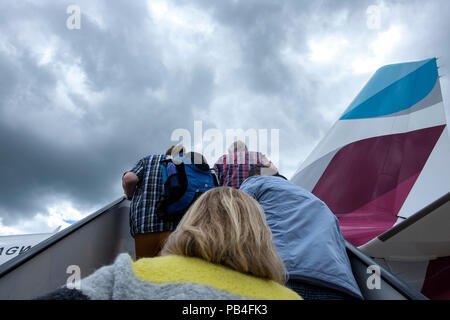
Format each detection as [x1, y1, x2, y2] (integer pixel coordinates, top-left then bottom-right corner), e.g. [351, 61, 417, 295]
[156, 158, 186, 218]
[160, 160, 169, 184]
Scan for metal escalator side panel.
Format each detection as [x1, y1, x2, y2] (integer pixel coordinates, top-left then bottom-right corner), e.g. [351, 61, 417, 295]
[0, 197, 134, 299]
[345, 241, 428, 300]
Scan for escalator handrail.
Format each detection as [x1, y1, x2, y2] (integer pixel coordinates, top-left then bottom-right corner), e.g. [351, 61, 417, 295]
[378, 192, 450, 241]
[345, 240, 428, 300]
[0, 196, 127, 279]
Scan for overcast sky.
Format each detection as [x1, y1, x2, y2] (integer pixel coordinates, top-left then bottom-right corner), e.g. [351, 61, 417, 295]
[0, 0, 449, 235]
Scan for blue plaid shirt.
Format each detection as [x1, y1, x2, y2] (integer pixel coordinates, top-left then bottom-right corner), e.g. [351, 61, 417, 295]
[127, 155, 179, 236]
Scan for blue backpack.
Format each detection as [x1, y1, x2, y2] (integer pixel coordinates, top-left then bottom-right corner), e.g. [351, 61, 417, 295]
[156, 152, 218, 218]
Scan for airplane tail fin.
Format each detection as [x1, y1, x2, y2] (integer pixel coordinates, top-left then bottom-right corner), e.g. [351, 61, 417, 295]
[291, 58, 450, 247]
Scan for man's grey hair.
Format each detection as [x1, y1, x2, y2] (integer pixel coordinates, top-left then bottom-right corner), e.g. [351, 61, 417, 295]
[228, 140, 248, 154]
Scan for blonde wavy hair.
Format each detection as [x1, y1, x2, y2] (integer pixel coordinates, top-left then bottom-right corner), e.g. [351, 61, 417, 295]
[161, 187, 286, 284]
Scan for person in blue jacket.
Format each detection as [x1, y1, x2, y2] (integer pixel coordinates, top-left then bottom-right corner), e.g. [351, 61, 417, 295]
[240, 166, 363, 300]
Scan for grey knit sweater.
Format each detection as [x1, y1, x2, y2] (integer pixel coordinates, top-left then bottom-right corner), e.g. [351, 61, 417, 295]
[36, 254, 302, 300]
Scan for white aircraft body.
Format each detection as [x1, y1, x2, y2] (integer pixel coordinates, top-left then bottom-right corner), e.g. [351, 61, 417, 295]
[0, 227, 61, 266]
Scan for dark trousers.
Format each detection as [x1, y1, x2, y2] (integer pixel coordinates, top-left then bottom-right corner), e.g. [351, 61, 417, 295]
[286, 279, 354, 300]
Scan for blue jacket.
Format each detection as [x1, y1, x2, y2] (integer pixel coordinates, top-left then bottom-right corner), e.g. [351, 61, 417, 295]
[240, 175, 363, 299]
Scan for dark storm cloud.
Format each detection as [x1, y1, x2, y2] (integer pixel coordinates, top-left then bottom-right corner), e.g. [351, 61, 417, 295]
[175, 0, 372, 92]
[172, 0, 376, 165]
[0, 0, 211, 224]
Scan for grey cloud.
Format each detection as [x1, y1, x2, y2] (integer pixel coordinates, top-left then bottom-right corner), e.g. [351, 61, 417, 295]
[0, 0, 203, 224]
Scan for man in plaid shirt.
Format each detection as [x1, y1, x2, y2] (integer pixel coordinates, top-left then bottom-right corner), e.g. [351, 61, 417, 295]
[213, 141, 277, 188]
[122, 145, 185, 259]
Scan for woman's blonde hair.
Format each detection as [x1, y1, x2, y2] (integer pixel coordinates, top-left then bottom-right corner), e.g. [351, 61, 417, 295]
[161, 187, 286, 284]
